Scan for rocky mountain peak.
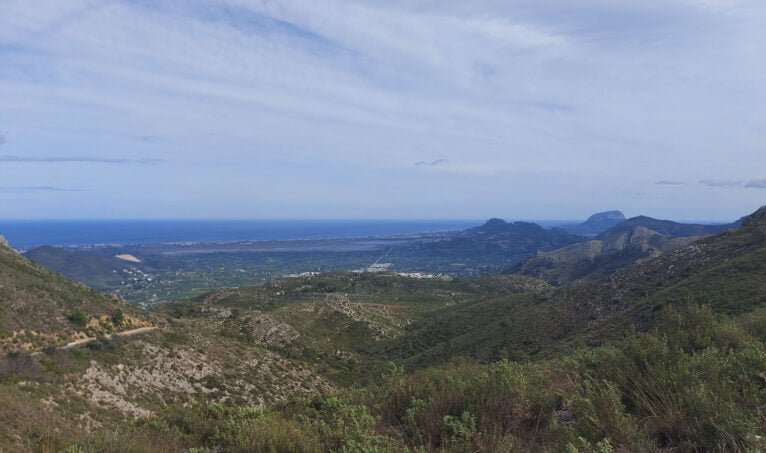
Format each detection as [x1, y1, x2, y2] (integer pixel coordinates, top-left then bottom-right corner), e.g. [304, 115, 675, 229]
[483, 218, 507, 227]
[585, 210, 626, 223]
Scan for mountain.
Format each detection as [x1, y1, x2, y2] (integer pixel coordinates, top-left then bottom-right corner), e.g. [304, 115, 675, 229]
[60, 207, 766, 452]
[2, 235, 551, 450]
[0, 235, 354, 451]
[3, 207, 766, 451]
[383, 206, 766, 367]
[604, 215, 741, 238]
[513, 225, 698, 285]
[512, 214, 743, 285]
[415, 218, 583, 256]
[560, 210, 626, 236]
[24, 245, 139, 290]
[395, 219, 584, 275]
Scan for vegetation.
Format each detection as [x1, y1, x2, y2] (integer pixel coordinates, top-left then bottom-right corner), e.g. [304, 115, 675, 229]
[2, 207, 766, 451]
[71, 306, 766, 452]
[0, 239, 150, 354]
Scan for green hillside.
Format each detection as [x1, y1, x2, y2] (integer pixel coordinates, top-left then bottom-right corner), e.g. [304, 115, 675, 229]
[513, 213, 743, 286]
[513, 225, 698, 285]
[383, 208, 766, 369]
[24, 245, 140, 290]
[2, 207, 766, 451]
[0, 237, 150, 354]
[67, 204, 766, 451]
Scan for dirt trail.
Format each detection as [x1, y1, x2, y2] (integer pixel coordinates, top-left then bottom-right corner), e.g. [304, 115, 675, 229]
[61, 326, 158, 350]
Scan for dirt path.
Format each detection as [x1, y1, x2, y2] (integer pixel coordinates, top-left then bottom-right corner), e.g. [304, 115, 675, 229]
[61, 326, 158, 350]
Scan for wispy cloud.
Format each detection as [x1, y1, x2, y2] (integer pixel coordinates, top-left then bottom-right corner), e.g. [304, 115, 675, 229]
[656, 180, 687, 186]
[0, 155, 164, 164]
[0, 186, 86, 193]
[744, 179, 766, 189]
[698, 179, 766, 189]
[414, 159, 449, 167]
[699, 179, 744, 188]
[0, 1, 764, 218]
[0, 132, 5, 146]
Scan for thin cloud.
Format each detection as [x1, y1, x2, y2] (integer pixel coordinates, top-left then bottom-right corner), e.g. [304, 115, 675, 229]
[0, 155, 164, 164]
[655, 180, 687, 186]
[414, 159, 449, 167]
[0, 186, 86, 193]
[0, 1, 764, 218]
[0, 133, 5, 146]
[699, 179, 743, 188]
[744, 179, 766, 189]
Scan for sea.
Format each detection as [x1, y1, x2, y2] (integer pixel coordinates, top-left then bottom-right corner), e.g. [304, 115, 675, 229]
[0, 220, 486, 250]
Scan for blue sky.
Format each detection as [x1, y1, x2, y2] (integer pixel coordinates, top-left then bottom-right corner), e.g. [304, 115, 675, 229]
[1, 0, 765, 221]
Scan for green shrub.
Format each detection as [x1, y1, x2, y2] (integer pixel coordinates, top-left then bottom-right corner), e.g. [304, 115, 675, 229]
[66, 303, 766, 452]
[67, 309, 88, 327]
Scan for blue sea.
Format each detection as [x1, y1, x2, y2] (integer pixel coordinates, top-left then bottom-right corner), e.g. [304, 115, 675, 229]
[0, 220, 483, 249]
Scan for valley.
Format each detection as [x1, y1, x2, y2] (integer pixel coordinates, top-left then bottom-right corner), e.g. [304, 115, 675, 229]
[0, 208, 764, 451]
[3, 2, 762, 451]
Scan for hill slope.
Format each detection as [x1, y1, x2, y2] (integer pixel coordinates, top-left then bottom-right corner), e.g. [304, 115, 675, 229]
[384, 206, 766, 368]
[604, 215, 741, 238]
[62, 209, 766, 452]
[24, 245, 140, 290]
[0, 237, 150, 354]
[513, 214, 742, 285]
[513, 226, 699, 284]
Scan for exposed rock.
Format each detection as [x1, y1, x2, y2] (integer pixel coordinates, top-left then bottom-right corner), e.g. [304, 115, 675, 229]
[245, 311, 300, 346]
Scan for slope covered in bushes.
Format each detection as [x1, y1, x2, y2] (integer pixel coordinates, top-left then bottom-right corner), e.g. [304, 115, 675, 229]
[72, 305, 766, 452]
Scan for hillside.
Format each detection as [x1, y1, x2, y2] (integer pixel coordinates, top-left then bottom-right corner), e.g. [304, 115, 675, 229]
[512, 214, 742, 285]
[383, 206, 766, 368]
[513, 225, 699, 285]
[0, 245, 552, 451]
[63, 208, 766, 452]
[0, 244, 407, 448]
[605, 215, 741, 238]
[24, 245, 141, 290]
[0, 237, 150, 354]
[3, 209, 766, 451]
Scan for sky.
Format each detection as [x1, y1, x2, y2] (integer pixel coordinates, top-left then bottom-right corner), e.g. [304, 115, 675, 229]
[1, 0, 765, 221]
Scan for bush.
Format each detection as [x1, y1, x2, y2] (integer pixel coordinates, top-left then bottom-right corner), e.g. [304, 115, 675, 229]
[67, 309, 88, 327]
[66, 303, 766, 452]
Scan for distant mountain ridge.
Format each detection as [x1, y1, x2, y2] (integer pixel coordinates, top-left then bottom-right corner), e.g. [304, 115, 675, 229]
[402, 218, 583, 267]
[384, 206, 766, 367]
[603, 215, 742, 238]
[560, 210, 626, 236]
[513, 213, 743, 285]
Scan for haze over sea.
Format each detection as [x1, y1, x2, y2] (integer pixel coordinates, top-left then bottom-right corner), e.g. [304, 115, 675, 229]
[0, 220, 495, 250]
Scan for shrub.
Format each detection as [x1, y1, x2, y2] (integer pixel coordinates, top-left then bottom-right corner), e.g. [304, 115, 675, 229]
[67, 309, 88, 327]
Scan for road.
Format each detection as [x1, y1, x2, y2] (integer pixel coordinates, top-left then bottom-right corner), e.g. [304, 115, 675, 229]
[61, 326, 158, 350]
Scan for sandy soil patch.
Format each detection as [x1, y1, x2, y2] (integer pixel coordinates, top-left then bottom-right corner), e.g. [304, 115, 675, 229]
[115, 254, 141, 263]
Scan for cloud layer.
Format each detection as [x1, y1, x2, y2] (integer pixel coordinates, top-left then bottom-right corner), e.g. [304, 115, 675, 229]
[0, 155, 164, 164]
[0, 0, 764, 219]
[414, 159, 448, 167]
[0, 186, 85, 193]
